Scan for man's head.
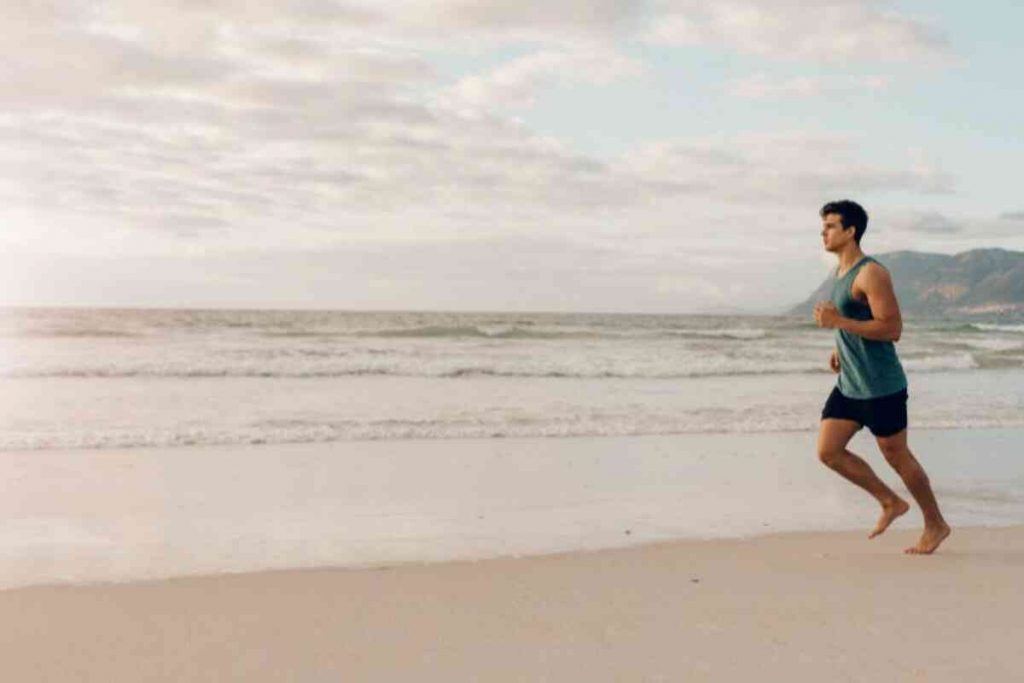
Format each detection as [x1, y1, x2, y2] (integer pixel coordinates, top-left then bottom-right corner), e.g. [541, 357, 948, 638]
[820, 199, 868, 252]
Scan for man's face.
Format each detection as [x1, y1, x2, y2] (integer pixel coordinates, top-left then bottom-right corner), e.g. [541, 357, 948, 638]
[820, 213, 852, 252]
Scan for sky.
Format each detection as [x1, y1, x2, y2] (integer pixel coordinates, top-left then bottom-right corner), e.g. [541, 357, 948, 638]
[2, 0, 1022, 314]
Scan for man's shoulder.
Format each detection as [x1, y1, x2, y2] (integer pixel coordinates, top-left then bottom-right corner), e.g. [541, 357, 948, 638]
[853, 258, 894, 292]
[840, 255, 892, 286]
[851, 254, 884, 274]
[858, 256, 891, 276]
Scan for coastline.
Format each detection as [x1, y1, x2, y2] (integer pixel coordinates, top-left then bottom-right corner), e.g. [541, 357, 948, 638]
[2, 427, 1022, 679]
[2, 525, 1022, 681]
[3, 428, 1023, 590]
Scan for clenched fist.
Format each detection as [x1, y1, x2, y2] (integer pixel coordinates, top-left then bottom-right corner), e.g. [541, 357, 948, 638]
[829, 349, 840, 374]
[814, 300, 840, 328]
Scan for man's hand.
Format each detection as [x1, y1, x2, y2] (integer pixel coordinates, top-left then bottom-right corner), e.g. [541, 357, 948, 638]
[829, 349, 840, 374]
[814, 301, 840, 329]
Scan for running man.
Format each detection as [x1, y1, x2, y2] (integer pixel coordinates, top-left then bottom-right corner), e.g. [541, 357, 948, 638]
[813, 200, 951, 554]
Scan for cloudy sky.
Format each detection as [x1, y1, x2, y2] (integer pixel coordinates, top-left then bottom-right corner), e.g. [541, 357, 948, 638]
[2, 0, 1022, 313]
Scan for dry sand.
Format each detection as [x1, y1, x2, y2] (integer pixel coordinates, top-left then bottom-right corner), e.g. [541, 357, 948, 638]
[2, 525, 1022, 682]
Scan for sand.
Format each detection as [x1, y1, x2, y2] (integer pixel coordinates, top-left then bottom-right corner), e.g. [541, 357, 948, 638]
[3, 429, 1023, 589]
[2, 429, 1022, 680]
[2, 525, 1022, 682]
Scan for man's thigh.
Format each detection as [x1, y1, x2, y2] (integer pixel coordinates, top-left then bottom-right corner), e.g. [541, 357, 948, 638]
[817, 418, 862, 455]
[874, 427, 909, 456]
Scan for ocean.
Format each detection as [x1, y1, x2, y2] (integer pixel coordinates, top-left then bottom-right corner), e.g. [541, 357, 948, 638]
[1, 307, 1023, 451]
[3, 306, 1024, 587]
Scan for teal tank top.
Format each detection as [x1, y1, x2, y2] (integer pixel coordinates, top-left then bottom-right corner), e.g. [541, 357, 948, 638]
[830, 256, 907, 399]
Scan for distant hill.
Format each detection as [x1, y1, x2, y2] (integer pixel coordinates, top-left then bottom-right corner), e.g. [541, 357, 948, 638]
[787, 248, 1024, 317]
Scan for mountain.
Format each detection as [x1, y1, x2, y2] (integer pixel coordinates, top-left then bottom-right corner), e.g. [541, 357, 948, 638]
[787, 248, 1024, 317]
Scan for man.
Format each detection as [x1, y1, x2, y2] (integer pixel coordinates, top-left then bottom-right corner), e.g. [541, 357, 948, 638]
[813, 200, 950, 554]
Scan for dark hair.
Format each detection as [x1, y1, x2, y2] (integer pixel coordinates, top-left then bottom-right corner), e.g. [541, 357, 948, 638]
[820, 200, 868, 243]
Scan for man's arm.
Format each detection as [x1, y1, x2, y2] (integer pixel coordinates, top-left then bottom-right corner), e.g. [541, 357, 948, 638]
[814, 264, 903, 341]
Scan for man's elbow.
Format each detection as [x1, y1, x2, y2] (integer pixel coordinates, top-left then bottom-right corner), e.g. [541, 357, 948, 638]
[876, 317, 901, 342]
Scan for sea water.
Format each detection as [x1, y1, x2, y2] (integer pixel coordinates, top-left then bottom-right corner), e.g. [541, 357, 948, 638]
[2, 307, 1023, 587]
[1, 307, 1023, 451]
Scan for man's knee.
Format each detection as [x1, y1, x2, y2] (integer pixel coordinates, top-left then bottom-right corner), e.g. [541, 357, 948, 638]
[817, 445, 843, 468]
[879, 442, 910, 468]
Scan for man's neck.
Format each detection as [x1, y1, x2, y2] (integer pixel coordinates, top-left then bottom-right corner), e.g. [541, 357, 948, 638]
[837, 245, 866, 273]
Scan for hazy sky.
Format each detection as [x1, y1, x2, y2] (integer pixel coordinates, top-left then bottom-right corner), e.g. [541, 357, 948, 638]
[2, 0, 1022, 313]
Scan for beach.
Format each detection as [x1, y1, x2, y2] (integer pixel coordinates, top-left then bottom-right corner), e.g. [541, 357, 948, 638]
[2, 429, 1023, 589]
[5, 0, 1024, 673]
[3, 526, 1023, 681]
[2, 429, 1024, 680]
[2, 309, 1023, 679]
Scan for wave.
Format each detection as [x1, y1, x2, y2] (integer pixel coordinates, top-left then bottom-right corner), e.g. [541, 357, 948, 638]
[1, 368, 395, 379]
[668, 328, 768, 340]
[354, 325, 771, 341]
[258, 331, 345, 339]
[916, 322, 982, 334]
[0, 328, 141, 339]
[902, 353, 978, 371]
[6, 356, 1013, 380]
[354, 324, 610, 340]
[6, 413, 1024, 452]
[970, 323, 1024, 334]
[8, 315, 1012, 342]
[975, 355, 1024, 369]
[945, 338, 1024, 352]
[0, 367, 823, 380]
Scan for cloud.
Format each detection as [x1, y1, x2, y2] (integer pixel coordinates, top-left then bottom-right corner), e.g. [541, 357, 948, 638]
[0, 0, 971, 312]
[0, 1, 950, 114]
[725, 73, 892, 99]
[82, 0, 642, 50]
[0, 68, 957, 260]
[868, 212, 1024, 254]
[620, 132, 954, 204]
[377, 0, 641, 42]
[897, 212, 964, 234]
[0, 234, 824, 313]
[647, 0, 951, 63]
[442, 48, 645, 110]
[999, 211, 1024, 221]
[0, 26, 230, 108]
[0, 2, 650, 253]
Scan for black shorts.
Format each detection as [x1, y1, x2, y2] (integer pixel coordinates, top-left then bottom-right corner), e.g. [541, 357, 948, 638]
[821, 386, 908, 437]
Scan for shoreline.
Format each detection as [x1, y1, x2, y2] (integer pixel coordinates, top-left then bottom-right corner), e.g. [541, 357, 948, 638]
[0, 520, 976, 594]
[3, 428, 1023, 590]
[2, 525, 1022, 681]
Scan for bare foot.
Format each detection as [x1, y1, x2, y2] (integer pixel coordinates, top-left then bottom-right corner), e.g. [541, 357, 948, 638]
[905, 522, 952, 555]
[868, 497, 910, 539]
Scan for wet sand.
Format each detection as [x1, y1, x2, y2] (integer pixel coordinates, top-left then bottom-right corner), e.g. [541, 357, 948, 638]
[2, 429, 1022, 589]
[2, 429, 1022, 680]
